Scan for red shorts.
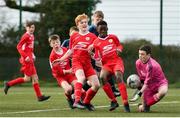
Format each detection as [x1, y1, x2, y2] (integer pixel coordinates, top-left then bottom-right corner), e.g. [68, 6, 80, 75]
[72, 58, 96, 78]
[55, 74, 77, 86]
[20, 62, 37, 76]
[102, 59, 124, 74]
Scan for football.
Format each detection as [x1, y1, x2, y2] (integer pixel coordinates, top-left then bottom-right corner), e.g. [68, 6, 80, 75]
[127, 74, 141, 89]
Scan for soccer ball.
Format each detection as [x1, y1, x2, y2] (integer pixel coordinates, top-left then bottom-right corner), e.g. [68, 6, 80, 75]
[127, 74, 141, 89]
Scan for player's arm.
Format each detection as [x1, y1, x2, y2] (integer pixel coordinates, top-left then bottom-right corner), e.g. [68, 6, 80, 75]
[17, 35, 32, 62]
[50, 60, 67, 77]
[112, 35, 123, 56]
[93, 44, 102, 67]
[130, 63, 152, 102]
[52, 49, 73, 65]
[63, 68, 72, 74]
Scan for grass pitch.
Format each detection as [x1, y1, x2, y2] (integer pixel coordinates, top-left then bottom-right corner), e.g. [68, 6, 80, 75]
[0, 86, 180, 117]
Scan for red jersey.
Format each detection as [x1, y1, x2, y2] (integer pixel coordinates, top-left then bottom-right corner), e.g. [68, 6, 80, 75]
[17, 32, 34, 60]
[93, 34, 123, 65]
[69, 32, 97, 61]
[49, 47, 71, 77]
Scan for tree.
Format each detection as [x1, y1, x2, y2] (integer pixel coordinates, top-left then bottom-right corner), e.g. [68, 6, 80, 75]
[3, 0, 101, 57]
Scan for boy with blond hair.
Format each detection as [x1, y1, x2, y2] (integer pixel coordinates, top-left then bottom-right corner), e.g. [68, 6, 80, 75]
[53, 13, 100, 111]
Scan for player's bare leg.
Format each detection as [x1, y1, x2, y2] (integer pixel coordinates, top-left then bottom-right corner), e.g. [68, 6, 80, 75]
[61, 80, 75, 109]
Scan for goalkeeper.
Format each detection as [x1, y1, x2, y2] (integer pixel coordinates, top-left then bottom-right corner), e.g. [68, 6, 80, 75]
[130, 45, 168, 112]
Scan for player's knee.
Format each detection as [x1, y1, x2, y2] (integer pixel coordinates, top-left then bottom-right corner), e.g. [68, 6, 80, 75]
[65, 86, 73, 95]
[32, 78, 39, 83]
[23, 77, 31, 82]
[91, 82, 100, 91]
[159, 85, 168, 98]
[115, 71, 123, 82]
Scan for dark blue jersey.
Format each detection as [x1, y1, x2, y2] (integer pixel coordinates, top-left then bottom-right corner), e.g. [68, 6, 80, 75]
[89, 24, 99, 36]
[61, 39, 70, 48]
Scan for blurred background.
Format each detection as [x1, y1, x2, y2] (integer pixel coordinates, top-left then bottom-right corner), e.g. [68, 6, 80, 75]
[0, 0, 179, 86]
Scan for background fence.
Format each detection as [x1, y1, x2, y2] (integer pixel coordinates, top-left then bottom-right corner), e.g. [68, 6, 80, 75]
[96, 0, 180, 45]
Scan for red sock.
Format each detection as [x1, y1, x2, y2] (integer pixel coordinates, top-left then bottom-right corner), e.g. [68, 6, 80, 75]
[74, 82, 83, 103]
[81, 89, 86, 101]
[83, 88, 97, 104]
[102, 83, 116, 102]
[7, 77, 25, 86]
[33, 83, 42, 98]
[118, 83, 128, 105]
[147, 94, 159, 106]
[65, 93, 72, 100]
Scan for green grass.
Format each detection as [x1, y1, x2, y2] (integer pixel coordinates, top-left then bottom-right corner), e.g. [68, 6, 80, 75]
[0, 87, 180, 117]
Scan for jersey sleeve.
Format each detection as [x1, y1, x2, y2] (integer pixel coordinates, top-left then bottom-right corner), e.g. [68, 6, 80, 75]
[136, 60, 143, 81]
[17, 34, 29, 58]
[49, 52, 64, 78]
[69, 33, 77, 50]
[112, 35, 123, 52]
[93, 41, 101, 61]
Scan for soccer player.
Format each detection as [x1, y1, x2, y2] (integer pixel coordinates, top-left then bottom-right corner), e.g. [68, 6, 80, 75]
[89, 10, 104, 36]
[53, 13, 100, 111]
[49, 34, 83, 109]
[61, 26, 79, 48]
[130, 45, 168, 112]
[4, 21, 50, 102]
[89, 10, 120, 97]
[93, 20, 130, 112]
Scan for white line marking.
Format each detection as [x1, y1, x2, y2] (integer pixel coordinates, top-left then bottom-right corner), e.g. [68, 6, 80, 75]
[0, 101, 180, 115]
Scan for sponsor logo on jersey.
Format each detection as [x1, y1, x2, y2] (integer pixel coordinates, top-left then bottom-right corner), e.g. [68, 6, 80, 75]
[74, 42, 89, 50]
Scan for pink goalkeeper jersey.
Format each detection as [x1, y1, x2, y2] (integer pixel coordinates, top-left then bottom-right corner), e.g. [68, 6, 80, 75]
[136, 57, 168, 87]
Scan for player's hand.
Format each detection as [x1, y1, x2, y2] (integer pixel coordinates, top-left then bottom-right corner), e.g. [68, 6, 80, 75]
[129, 91, 142, 102]
[25, 56, 31, 62]
[129, 94, 140, 102]
[32, 53, 36, 61]
[67, 68, 72, 74]
[116, 49, 122, 57]
[88, 45, 94, 55]
[88, 44, 94, 52]
[52, 59, 62, 65]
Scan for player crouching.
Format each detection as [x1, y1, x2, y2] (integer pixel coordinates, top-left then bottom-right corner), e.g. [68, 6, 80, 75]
[129, 45, 168, 112]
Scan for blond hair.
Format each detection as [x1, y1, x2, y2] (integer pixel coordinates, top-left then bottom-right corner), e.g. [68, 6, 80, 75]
[75, 13, 88, 26]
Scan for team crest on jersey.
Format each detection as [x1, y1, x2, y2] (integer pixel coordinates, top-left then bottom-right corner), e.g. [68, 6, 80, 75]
[86, 37, 90, 41]
[109, 39, 113, 43]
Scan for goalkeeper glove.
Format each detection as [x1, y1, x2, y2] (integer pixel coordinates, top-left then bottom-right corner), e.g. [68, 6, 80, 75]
[129, 91, 142, 102]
